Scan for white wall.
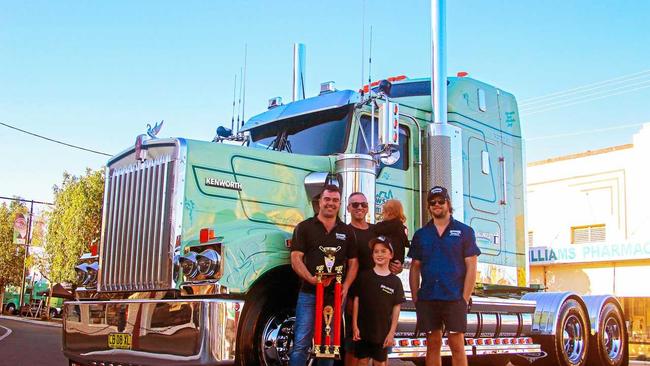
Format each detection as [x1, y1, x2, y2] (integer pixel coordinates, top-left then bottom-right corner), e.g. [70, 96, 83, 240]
[527, 145, 632, 247]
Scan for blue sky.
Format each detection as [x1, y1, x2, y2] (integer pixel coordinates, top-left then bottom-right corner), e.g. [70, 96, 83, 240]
[2, 0, 650, 203]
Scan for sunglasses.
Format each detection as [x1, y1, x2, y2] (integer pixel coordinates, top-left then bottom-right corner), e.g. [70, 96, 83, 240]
[428, 198, 447, 206]
[350, 202, 368, 209]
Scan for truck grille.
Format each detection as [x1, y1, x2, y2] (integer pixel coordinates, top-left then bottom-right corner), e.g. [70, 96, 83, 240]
[99, 154, 177, 292]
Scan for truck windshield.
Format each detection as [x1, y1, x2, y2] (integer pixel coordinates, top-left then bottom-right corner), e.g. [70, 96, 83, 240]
[249, 105, 352, 155]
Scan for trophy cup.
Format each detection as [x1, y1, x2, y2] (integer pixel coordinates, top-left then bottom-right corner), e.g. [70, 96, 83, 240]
[314, 246, 343, 359]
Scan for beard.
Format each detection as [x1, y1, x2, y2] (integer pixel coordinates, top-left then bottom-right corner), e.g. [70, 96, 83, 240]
[431, 207, 449, 219]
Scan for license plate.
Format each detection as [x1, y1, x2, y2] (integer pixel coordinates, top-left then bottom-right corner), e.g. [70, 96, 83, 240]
[108, 333, 132, 350]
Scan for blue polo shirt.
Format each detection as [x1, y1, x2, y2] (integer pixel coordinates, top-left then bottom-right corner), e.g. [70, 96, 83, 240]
[408, 217, 481, 301]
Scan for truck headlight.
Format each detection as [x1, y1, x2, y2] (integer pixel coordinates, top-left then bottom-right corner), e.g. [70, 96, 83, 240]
[86, 262, 99, 286]
[197, 249, 221, 277]
[75, 263, 89, 285]
[180, 252, 199, 279]
[173, 254, 181, 282]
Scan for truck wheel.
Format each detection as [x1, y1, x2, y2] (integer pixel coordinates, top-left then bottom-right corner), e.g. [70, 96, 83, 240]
[236, 272, 299, 366]
[5, 303, 16, 315]
[535, 298, 589, 366]
[49, 308, 58, 319]
[588, 301, 627, 366]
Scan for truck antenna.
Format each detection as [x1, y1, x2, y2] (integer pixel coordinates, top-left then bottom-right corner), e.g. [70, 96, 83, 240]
[369, 25, 374, 151]
[360, 0, 366, 88]
[231, 73, 237, 132]
[368, 25, 373, 89]
[236, 66, 243, 133]
[242, 43, 248, 127]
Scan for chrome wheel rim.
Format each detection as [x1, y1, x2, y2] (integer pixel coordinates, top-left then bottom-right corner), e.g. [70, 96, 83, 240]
[261, 311, 295, 366]
[603, 316, 623, 362]
[562, 314, 586, 363]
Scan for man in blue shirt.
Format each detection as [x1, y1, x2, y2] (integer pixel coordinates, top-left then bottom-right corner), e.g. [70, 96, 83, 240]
[408, 186, 481, 366]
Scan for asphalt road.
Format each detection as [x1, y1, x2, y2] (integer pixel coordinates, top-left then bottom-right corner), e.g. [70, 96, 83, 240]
[0, 317, 67, 366]
[1, 317, 650, 366]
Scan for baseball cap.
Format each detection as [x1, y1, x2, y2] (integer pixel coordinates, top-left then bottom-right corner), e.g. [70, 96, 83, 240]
[369, 236, 394, 253]
[427, 186, 450, 202]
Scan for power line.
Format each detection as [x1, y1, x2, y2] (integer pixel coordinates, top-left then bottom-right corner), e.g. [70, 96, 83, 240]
[520, 68, 650, 106]
[521, 82, 650, 116]
[0, 196, 53, 206]
[0, 122, 112, 157]
[525, 121, 647, 142]
[521, 77, 650, 111]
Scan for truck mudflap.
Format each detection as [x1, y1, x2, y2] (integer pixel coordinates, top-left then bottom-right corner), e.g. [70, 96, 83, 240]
[63, 298, 243, 366]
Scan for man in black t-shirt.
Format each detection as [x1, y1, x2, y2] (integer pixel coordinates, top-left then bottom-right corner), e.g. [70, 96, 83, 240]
[352, 236, 404, 366]
[290, 185, 359, 366]
[347, 192, 375, 272]
[344, 192, 375, 366]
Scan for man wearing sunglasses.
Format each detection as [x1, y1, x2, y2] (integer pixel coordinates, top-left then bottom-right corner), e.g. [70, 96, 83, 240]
[344, 192, 403, 366]
[408, 186, 481, 366]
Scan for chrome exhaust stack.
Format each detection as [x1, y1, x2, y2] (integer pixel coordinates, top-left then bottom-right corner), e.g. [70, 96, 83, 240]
[336, 154, 377, 224]
[425, 0, 464, 219]
[292, 43, 307, 101]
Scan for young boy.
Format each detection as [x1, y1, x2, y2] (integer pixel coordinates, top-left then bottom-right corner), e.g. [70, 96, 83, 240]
[352, 236, 405, 366]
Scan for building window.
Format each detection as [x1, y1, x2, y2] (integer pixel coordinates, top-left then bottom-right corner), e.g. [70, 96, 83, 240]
[621, 298, 650, 359]
[571, 224, 606, 244]
[528, 231, 534, 246]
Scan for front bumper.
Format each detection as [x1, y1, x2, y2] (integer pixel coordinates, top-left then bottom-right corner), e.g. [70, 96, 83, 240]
[63, 298, 243, 366]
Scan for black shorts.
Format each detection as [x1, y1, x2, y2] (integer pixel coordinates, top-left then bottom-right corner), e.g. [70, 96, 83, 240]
[415, 299, 468, 334]
[354, 340, 388, 361]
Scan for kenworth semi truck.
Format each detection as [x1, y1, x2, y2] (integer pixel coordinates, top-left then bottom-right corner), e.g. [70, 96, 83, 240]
[62, 2, 627, 366]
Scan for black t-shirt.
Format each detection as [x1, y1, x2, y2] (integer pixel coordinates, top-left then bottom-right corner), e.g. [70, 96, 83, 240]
[349, 223, 376, 272]
[291, 216, 358, 293]
[355, 269, 405, 344]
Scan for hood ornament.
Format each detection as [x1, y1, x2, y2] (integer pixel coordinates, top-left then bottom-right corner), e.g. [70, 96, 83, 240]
[135, 120, 164, 162]
[147, 120, 164, 138]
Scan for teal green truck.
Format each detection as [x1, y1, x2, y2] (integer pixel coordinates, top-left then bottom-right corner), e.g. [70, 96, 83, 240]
[61, 74, 628, 366]
[61, 3, 627, 366]
[3, 281, 63, 317]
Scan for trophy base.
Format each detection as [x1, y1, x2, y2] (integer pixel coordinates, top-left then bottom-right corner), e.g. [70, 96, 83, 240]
[313, 346, 340, 359]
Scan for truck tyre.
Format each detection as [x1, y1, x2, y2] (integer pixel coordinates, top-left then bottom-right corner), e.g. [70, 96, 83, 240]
[236, 270, 299, 366]
[49, 308, 58, 319]
[587, 301, 627, 366]
[5, 303, 16, 315]
[534, 298, 589, 366]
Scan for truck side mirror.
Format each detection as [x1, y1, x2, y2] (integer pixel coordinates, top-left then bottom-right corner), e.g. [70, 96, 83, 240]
[379, 147, 400, 166]
[377, 101, 400, 166]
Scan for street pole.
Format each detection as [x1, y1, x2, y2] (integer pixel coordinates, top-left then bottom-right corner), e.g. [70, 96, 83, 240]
[18, 200, 34, 314]
[0, 196, 52, 316]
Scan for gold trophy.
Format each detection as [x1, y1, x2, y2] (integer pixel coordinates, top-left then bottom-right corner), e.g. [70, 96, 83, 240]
[314, 246, 343, 359]
[318, 246, 341, 275]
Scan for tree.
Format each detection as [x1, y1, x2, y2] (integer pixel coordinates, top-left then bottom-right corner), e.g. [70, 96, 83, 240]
[45, 169, 104, 285]
[0, 200, 28, 313]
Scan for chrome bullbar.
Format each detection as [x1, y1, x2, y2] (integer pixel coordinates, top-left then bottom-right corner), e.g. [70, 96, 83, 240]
[63, 298, 243, 366]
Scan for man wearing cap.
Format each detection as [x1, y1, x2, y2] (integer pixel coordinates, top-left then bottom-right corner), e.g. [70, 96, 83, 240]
[408, 186, 481, 366]
[290, 185, 359, 366]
